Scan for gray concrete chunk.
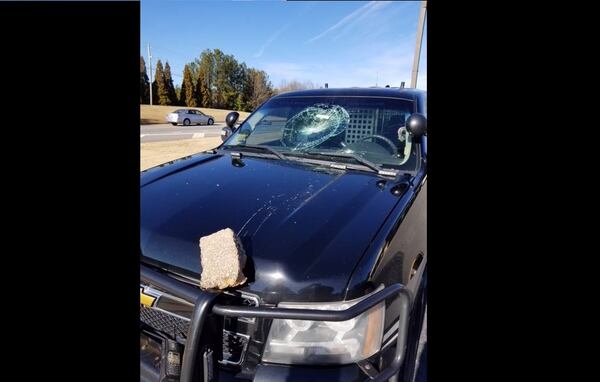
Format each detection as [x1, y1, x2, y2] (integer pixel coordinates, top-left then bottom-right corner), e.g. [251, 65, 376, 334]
[199, 228, 247, 290]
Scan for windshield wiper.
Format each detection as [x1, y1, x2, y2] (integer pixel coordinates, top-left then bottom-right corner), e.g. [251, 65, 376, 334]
[222, 144, 286, 160]
[300, 150, 398, 177]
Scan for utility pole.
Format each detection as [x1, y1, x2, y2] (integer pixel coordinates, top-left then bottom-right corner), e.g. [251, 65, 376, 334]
[410, 1, 427, 88]
[147, 43, 153, 105]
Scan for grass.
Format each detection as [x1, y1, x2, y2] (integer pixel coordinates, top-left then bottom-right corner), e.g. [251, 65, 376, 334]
[141, 105, 250, 125]
[140, 137, 223, 171]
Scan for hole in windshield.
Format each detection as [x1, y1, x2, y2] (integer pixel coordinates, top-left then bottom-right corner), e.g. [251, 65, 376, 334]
[281, 103, 349, 151]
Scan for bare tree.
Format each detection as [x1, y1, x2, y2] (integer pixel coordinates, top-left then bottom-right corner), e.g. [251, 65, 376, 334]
[275, 79, 316, 94]
[245, 68, 274, 111]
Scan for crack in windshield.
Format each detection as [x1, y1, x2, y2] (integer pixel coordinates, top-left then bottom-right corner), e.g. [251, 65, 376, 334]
[281, 103, 349, 151]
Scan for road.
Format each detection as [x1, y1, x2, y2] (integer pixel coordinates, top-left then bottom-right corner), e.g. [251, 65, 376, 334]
[141, 123, 226, 143]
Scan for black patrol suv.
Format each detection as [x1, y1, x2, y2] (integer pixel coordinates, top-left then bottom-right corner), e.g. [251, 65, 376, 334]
[140, 87, 427, 382]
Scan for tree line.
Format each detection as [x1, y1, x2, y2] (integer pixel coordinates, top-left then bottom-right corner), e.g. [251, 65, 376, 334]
[141, 49, 318, 112]
[141, 49, 278, 112]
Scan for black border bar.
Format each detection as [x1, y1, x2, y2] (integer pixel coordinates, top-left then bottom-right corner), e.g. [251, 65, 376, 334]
[212, 284, 406, 321]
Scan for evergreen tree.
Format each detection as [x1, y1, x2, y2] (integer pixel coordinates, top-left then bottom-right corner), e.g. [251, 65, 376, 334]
[235, 93, 245, 112]
[175, 85, 182, 105]
[184, 49, 275, 111]
[196, 50, 214, 108]
[180, 65, 198, 107]
[140, 56, 150, 104]
[152, 60, 170, 105]
[213, 49, 237, 109]
[164, 62, 178, 105]
[179, 79, 186, 106]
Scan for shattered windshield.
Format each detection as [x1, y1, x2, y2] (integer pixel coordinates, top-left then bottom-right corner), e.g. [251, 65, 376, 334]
[226, 96, 418, 170]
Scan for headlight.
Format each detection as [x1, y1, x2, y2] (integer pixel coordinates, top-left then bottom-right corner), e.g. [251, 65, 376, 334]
[262, 288, 385, 365]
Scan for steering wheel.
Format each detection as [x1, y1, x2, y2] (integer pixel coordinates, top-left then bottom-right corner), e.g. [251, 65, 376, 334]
[356, 135, 399, 157]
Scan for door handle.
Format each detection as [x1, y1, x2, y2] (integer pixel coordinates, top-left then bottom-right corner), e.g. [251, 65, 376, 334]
[410, 253, 424, 280]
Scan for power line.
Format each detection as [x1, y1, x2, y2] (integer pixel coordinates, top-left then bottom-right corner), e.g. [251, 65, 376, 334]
[150, 43, 189, 59]
[143, 42, 198, 80]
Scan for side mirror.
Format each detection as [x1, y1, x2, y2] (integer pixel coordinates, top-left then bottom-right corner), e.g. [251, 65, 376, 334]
[406, 113, 427, 138]
[225, 111, 239, 128]
[222, 112, 240, 141]
[221, 126, 233, 142]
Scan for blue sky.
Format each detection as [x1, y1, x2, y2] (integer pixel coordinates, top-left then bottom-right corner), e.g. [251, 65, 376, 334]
[141, 0, 427, 90]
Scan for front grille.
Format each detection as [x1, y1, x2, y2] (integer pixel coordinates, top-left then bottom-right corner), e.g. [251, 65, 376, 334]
[221, 330, 250, 365]
[140, 306, 251, 367]
[140, 289, 259, 372]
[140, 306, 190, 339]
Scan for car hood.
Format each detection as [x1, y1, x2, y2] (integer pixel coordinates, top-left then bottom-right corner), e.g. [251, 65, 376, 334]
[141, 153, 404, 302]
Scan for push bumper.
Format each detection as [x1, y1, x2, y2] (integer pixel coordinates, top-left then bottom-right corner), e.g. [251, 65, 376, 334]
[140, 264, 412, 382]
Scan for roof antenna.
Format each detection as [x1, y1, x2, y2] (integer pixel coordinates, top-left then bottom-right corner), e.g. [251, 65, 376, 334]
[324, 83, 328, 88]
[400, 81, 405, 88]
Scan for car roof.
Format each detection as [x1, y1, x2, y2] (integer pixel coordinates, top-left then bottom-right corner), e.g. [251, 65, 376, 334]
[272, 87, 425, 100]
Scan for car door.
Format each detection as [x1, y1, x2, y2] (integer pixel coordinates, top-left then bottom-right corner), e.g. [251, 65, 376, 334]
[185, 110, 196, 124]
[179, 110, 188, 124]
[196, 111, 208, 125]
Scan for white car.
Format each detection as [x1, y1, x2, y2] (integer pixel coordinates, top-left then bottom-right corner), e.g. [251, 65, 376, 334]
[166, 109, 215, 126]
